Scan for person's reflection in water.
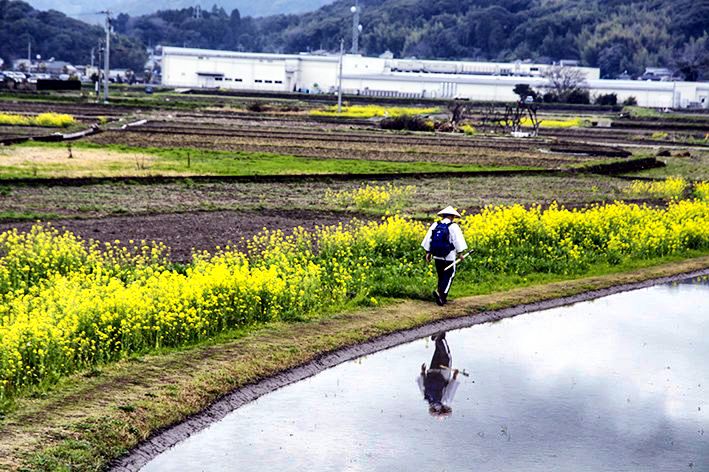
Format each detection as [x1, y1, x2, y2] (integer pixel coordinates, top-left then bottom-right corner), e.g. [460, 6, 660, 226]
[417, 331, 460, 417]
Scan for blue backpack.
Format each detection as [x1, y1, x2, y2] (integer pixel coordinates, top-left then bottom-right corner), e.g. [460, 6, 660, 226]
[430, 222, 455, 257]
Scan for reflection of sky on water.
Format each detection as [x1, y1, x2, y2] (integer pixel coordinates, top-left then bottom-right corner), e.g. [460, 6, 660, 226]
[143, 279, 709, 472]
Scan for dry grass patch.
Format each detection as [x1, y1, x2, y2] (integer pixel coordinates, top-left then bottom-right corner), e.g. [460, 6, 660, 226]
[0, 146, 183, 178]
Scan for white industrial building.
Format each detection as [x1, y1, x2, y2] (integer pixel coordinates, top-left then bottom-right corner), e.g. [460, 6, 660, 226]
[162, 46, 709, 109]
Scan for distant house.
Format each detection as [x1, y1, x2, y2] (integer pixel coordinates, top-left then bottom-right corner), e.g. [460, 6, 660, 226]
[640, 67, 673, 81]
[12, 59, 32, 71]
[42, 61, 77, 76]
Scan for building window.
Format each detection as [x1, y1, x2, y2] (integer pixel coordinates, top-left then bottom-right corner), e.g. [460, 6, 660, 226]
[215, 77, 223, 81]
[235, 78, 243, 82]
[255, 79, 263, 83]
[275, 80, 283, 84]
[265, 80, 273, 83]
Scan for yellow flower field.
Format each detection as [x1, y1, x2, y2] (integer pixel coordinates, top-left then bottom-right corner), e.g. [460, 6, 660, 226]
[0, 112, 76, 128]
[310, 104, 439, 118]
[623, 176, 688, 200]
[1, 198, 708, 399]
[324, 183, 417, 210]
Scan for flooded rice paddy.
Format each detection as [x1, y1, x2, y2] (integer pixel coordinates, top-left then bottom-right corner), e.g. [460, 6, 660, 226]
[143, 278, 708, 471]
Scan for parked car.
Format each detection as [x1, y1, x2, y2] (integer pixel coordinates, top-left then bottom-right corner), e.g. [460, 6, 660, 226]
[4, 71, 26, 82]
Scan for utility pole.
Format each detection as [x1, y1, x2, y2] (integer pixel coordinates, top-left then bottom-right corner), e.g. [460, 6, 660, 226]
[99, 10, 112, 103]
[27, 37, 31, 64]
[337, 38, 344, 113]
[350, 2, 361, 54]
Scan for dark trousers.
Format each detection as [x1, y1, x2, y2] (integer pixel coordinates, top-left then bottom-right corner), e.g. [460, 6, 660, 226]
[430, 335, 452, 370]
[434, 258, 456, 302]
[424, 335, 452, 404]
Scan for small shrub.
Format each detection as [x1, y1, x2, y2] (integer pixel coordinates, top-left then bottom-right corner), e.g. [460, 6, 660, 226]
[694, 181, 709, 201]
[595, 93, 618, 106]
[651, 131, 669, 140]
[247, 102, 268, 113]
[566, 89, 591, 104]
[623, 96, 638, 106]
[380, 114, 434, 132]
[460, 124, 477, 135]
[542, 92, 558, 103]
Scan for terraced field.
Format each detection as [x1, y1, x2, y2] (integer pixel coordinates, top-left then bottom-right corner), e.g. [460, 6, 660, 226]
[0, 92, 705, 248]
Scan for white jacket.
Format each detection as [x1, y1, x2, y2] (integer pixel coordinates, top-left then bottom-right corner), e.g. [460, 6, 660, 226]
[421, 218, 468, 261]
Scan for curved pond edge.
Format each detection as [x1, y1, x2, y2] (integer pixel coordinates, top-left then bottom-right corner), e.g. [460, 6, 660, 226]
[112, 266, 709, 472]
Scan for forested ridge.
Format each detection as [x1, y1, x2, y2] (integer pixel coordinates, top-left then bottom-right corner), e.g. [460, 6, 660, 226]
[2, 0, 708, 79]
[0, 0, 147, 70]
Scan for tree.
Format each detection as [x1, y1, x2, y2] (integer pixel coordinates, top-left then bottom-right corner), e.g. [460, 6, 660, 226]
[673, 34, 709, 82]
[542, 65, 587, 103]
[513, 83, 537, 102]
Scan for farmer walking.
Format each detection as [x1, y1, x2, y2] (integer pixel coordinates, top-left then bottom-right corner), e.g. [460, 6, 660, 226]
[421, 206, 468, 306]
[418, 331, 460, 417]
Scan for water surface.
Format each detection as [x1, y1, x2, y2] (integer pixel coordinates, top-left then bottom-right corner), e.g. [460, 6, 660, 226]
[144, 278, 709, 471]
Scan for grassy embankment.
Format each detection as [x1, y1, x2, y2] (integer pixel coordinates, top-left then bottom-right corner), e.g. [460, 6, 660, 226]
[0, 142, 537, 180]
[0, 254, 706, 471]
[624, 151, 709, 180]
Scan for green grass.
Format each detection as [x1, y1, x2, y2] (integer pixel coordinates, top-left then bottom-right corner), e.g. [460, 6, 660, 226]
[0, 211, 60, 222]
[451, 249, 709, 299]
[624, 152, 709, 180]
[623, 106, 663, 118]
[622, 106, 709, 122]
[2, 142, 537, 179]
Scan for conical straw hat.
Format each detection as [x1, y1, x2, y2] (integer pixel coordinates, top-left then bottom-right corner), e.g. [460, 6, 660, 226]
[437, 206, 461, 217]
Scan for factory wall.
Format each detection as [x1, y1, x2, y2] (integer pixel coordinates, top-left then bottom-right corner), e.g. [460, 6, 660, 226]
[162, 47, 709, 109]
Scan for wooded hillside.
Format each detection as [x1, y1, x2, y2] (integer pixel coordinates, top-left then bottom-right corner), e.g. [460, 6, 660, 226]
[2, 0, 708, 79]
[115, 0, 709, 79]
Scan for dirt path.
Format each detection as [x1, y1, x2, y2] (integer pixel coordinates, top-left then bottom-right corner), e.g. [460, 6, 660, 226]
[0, 209, 358, 262]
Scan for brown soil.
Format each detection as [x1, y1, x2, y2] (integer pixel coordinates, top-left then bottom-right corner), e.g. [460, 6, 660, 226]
[0, 209, 358, 263]
[86, 129, 590, 168]
[0, 100, 137, 118]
